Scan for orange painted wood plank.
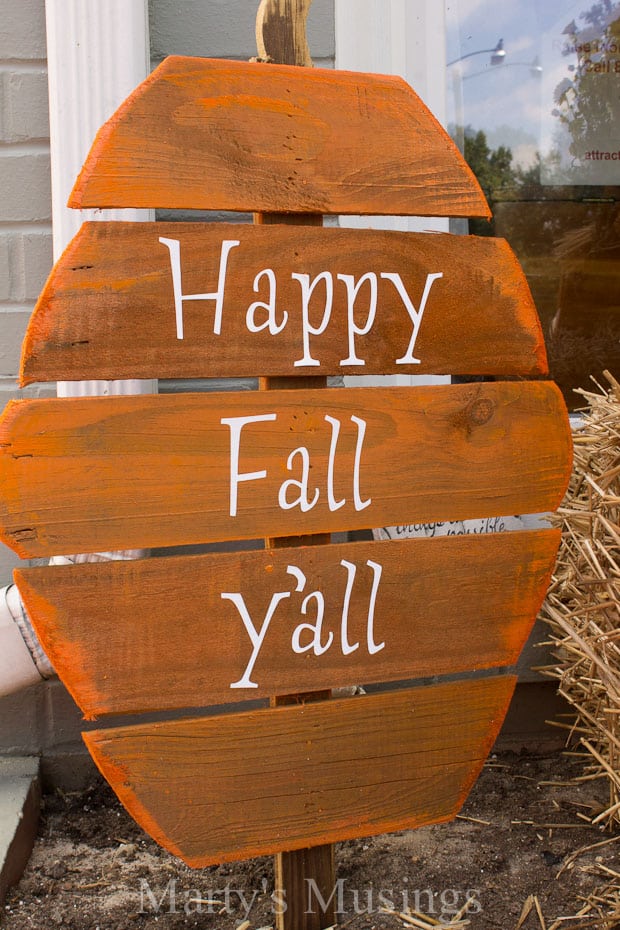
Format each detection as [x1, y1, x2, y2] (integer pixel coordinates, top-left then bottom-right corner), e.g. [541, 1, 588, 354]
[84, 675, 516, 866]
[68, 57, 489, 218]
[21, 222, 546, 385]
[0, 383, 571, 558]
[16, 530, 559, 717]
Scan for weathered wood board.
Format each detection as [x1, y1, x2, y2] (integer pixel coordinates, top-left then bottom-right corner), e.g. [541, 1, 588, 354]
[69, 56, 490, 217]
[17, 530, 559, 717]
[21, 222, 546, 384]
[84, 675, 516, 866]
[0, 383, 572, 557]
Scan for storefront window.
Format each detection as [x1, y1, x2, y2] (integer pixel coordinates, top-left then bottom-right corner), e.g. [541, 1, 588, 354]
[446, 0, 620, 409]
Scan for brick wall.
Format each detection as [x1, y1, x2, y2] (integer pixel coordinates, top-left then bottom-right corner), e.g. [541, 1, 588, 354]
[0, 0, 72, 780]
[0, 0, 55, 590]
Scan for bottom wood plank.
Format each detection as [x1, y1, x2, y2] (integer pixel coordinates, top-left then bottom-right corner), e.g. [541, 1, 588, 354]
[84, 675, 516, 867]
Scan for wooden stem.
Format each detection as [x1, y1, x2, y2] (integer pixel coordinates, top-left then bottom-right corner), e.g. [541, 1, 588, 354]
[255, 9, 334, 927]
[257, 214, 334, 930]
[255, 0, 314, 66]
[275, 843, 336, 930]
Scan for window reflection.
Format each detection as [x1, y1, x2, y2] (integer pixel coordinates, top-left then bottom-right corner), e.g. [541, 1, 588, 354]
[447, 0, 619, 410]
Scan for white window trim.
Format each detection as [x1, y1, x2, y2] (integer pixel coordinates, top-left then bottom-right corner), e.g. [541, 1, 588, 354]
[335, 0, 449, 385]
[335, 0, 448, 234]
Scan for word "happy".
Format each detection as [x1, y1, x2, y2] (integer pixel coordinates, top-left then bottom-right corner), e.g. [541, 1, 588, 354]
[159, 237, 443, 367]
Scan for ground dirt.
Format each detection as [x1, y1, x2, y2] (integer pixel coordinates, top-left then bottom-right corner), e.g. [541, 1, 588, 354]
[3, 751, 619, 929]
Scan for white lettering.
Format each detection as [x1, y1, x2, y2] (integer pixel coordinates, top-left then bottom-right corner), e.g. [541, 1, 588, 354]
[225, 590, 291, 688]
[366, 559, 385, 654]
[278, 446, 320, 512]
[246, 268, 288, 334]
[292, 590, 333, 655]
[158, 235, 440, 366]
[381, 271, 443, 364]
[324, 415, 346, 512]
[140, 879, 177, 914]
[306, 878, 346, 916]
[159, 237, 240, 340]
[225, 557, 385, 689]
[351, 415, 371, 511]
[221, 413, 277, 516]
[340, 559, 360, 655]
[338, 273, 377, 366]
[287, 564, 307, 592]
[292, 272, 333, 367]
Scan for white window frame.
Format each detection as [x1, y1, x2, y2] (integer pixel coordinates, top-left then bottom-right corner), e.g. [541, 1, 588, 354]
[335, 0, 449, 385]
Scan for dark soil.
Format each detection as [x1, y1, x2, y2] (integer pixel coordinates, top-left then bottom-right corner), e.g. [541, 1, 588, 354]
[3, 752, 619, 929]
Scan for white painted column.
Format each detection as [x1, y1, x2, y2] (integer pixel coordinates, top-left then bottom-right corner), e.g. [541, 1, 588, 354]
[0, 2, 154, 697]
[45, 0, 155, 397]
[336, 0, 447, 117]
[46, 0, 155, 557]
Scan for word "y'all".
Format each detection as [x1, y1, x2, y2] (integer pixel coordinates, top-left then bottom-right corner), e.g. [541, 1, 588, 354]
[223, 559, 385, 689]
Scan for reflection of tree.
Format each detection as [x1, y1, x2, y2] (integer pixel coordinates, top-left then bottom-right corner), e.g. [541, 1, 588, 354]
[454, 127, 564, 234]
[452, 126, 516, 234]
[449, 6, 620, 406]
[548, 201, 620, 405]
[552, 1, 620, 178]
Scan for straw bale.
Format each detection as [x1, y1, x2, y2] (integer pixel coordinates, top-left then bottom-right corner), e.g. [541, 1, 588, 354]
[541, 371, 620, 831]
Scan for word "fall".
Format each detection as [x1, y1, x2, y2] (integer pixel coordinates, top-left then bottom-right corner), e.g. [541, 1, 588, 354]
[221, 412, 371, 517]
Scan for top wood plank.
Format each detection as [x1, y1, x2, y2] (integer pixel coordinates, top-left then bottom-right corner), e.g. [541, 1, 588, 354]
[68, 56, 490, 218]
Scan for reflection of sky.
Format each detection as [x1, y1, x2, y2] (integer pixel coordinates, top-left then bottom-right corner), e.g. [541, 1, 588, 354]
[446, 0, 619, 169]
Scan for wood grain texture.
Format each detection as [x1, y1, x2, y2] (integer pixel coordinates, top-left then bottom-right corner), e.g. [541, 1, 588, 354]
[256, 0, 313, 66]
[0, 11, 567, 884]
[83, 675, 516, 866]
[16, 530, 559, 717]
[249, 25, 333, 901]
[21, 222, 546, 385]
[0, 383, 572, 558]
[68, 56, 490, 218]
[274, 844, 335, 930]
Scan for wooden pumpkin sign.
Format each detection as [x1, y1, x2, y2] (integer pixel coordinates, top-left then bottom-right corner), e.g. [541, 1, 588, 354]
[0, 48, 571, 920]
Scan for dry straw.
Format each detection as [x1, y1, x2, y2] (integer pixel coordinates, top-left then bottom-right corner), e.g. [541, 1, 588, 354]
[541, 371, 620, 831]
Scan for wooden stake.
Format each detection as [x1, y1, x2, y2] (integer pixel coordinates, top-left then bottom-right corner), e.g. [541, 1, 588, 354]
[256, 3, 335, 928]
[255, 0, 313, 66]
